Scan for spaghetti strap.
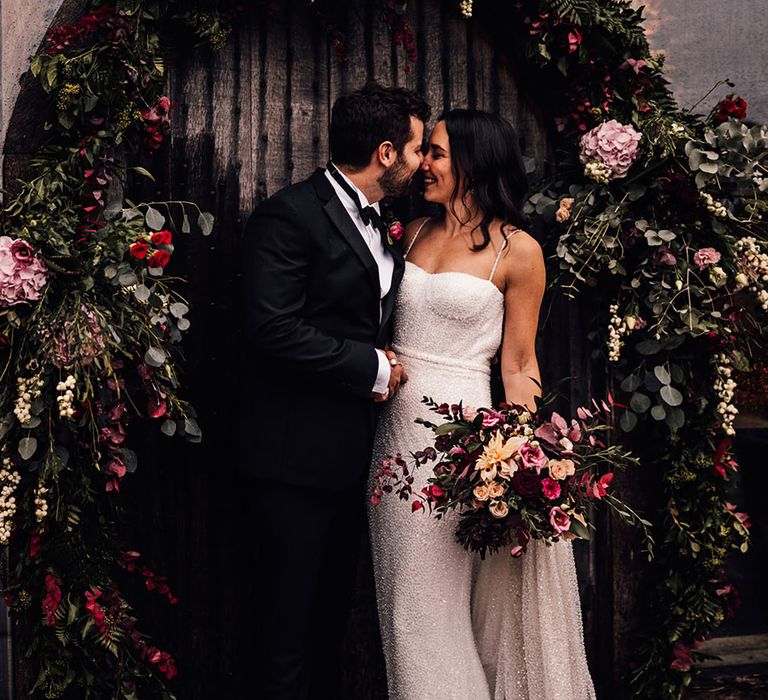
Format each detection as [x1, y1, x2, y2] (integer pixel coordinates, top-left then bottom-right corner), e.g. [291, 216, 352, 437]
[488, 226, 518, 282]
[404, 217, 431, 259]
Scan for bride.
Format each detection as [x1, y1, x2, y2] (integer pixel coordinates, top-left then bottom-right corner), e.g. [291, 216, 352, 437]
[368, 109, 596, 699]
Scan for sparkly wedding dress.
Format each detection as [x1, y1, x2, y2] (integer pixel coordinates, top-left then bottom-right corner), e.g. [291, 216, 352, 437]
[368, 221, 597, 700]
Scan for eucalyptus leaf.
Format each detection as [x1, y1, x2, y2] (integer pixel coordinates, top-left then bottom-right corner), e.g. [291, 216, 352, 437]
[177, 318, 191, 331]
[144, 346, 167, 367]
[198, 211, 215, 236]
[118, 271, 138, 287]
[184, 417, 203, 439]
[620, 374, 642, 392]
[170, 302, 189, 318]
[134, 285, 151, 302]
[619, 411, 638, 432]
[19, 437, 37, 460]
[630, 393, 652, 413]
[118, 448, 138, 474]
[145, 206, 165, 231]
[660, 385, 683, 406]
[666, 408, 686, 430]
[160, 420, 177, 437]
[653, 366, 671, 385]
[636, 339, 661, 355]
[650, 405, 667, 421]
[182, 212, 191, 234]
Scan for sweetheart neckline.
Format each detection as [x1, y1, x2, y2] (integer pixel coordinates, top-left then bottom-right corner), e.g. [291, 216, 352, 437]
[404, 261, 504, 298]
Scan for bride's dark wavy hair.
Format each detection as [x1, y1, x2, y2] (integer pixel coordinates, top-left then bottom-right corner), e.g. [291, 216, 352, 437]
[442, 109, 529, 250]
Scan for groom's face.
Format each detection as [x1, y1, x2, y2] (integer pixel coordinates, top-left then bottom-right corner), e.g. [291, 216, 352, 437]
[379, 116, 425, 198]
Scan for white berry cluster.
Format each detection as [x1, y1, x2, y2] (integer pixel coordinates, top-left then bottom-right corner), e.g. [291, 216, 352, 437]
[56, 374, 76, 419]
[459, 0, 473, 17]
[14, 374, 44, 424]
[0, 456, 21, 545]
[606, 306, 646, 363]
[700, 191, 728, 217]
[669, 122, 686, 136]
[713, 353, 738, 436]
[734, 236, 768, 311]
[584, 160, 613, 184]
[34, 482, 49, 522]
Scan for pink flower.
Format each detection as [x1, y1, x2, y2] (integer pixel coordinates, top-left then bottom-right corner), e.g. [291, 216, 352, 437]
[590, 473, 614, 499]
[0, 237, 48, 306]
[388, 221, 405, 242]
[541, 478, 561, 500]
[693, 247, 721, 270]
[519, 442, 549, 473]
[579, 119, 642, 180]
[481, 409, 503, 428]
[550, 507, 571, 534]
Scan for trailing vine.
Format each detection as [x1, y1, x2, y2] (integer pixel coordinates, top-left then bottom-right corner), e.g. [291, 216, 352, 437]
[0, 2, 235, 697]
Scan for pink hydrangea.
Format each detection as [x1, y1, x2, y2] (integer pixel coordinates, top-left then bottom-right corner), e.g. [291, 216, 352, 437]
[579, 119, 642, 180]
[693, 247, 721, 269]
[0, 236, 48, 306]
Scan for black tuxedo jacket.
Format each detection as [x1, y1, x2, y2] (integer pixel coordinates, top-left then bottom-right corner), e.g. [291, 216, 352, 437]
[239, 169, 405, 490]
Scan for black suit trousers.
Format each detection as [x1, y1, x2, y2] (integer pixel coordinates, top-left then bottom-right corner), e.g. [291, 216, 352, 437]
[248, 477, 366, 700]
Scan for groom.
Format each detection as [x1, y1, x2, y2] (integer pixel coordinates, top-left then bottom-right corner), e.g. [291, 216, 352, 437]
[241, 82, 430, 699]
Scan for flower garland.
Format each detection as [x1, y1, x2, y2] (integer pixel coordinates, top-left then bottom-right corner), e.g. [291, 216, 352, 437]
[0, 2, 230, 697]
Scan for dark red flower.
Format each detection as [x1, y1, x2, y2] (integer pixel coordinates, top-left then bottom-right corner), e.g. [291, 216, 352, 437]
[715, 96, 747, 124]
[511, 469, 541, 497]
[130, 242, 149, 259]
[42, 573, 63, 627]
[148, 250, 171, 269]
[151, 230, 172, 246]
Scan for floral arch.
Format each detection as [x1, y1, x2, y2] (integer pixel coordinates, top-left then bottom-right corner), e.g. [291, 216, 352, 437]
[0, 1, 765, 698]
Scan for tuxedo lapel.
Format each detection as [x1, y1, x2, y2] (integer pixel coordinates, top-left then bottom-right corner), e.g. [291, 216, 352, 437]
[379, 243, 404, 336]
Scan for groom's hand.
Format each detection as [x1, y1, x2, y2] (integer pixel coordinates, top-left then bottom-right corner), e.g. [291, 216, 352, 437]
[385, 350, 408, 398]
[371, 351, 408, 402]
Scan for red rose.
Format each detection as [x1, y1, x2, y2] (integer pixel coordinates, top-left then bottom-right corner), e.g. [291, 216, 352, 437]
[511, 469, 541, 497]
[148, 250, 171, 268]
[715, 96, 747, 124]
[157, 96, 171, 113]
[151, 230, 172, 246]
[130, 242, 148, 259]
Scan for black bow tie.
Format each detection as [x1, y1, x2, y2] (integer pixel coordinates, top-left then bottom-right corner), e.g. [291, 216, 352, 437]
[327, 163, 388, 241]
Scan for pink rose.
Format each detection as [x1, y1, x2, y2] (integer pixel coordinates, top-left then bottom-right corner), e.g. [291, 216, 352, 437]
[550, 507, 571, 534]
[541, 478, 561, 500]
[693, 247, 721, 270]
[519, 442, 549, 473]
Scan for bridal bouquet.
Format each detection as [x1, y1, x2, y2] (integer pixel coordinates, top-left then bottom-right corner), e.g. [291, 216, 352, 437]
[371, 396, 653, 559]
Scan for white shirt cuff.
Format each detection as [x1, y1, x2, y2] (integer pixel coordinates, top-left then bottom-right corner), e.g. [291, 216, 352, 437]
[372, 349, 391, 394]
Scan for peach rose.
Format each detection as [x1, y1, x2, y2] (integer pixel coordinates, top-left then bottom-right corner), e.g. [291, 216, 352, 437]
[488, 481, 506, 499]
[548, 458, 576, 481]
[489, 501, 509, 519]
[473, 484, 490, 502]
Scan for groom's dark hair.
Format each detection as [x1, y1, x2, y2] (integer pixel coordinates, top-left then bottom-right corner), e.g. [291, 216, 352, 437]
[330, 82, 431, 170]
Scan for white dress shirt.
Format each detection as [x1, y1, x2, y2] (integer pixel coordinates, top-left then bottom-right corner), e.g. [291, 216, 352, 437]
[324, 166, 393, 394]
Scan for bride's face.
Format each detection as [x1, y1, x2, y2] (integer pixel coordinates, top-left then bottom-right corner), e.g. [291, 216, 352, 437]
[422, 121, 460, 206]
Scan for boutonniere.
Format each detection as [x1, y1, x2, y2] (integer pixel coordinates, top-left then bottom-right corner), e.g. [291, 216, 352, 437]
[381, 205, 405, 246]
[386, 219, 405, 246]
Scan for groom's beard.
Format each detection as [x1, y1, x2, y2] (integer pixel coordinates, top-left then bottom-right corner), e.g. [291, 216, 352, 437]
[379, 155, 413, 198]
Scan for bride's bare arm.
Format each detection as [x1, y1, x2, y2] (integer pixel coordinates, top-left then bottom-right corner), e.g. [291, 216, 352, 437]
[498, 232, 546, 411]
